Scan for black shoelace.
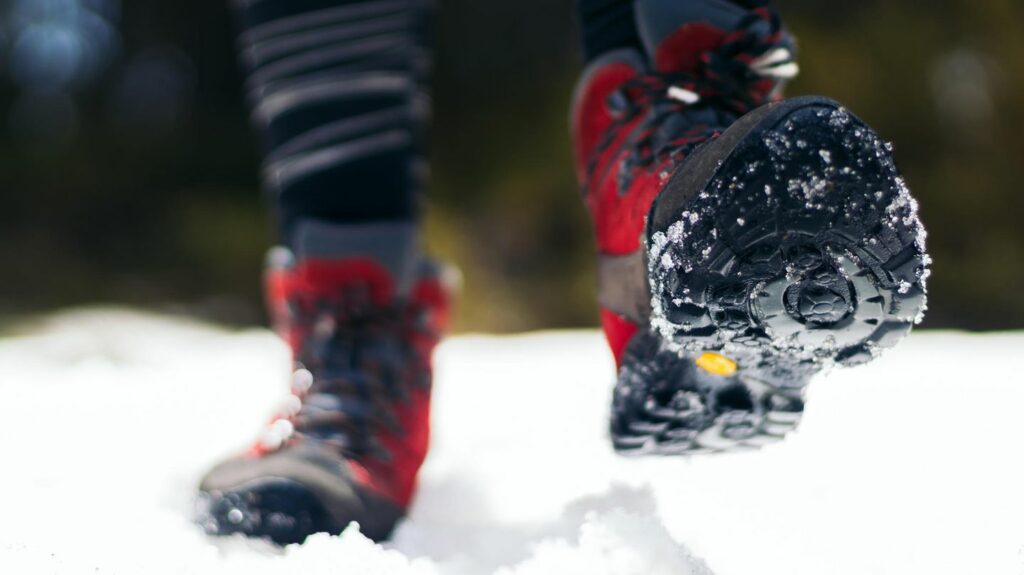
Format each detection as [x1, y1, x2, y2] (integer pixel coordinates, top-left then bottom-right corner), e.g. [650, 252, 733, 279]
[265, 285, 427, 461]
[587, 6, 797, 192]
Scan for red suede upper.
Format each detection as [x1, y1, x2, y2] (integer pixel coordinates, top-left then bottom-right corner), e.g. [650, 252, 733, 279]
[265, 258, 396, 352]
[655, 15, 784, 107]
[260, 258, 451, 508]
[572, 55, 663, 365]
[571, 60, 641, 184]
[600, 309, 640, 366]
[572, 26, 757, 366]
[654, 23, 729, 74]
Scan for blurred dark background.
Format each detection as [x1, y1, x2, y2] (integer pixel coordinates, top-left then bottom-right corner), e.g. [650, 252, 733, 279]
[0, 0, 1021, 332]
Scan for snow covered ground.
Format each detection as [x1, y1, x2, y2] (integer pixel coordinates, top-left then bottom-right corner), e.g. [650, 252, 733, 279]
[1, 308, 1023, 574]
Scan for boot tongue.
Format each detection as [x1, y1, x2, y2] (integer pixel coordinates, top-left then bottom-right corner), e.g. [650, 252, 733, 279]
[634, 0, 761, 73]
[290, 219, 420, 299]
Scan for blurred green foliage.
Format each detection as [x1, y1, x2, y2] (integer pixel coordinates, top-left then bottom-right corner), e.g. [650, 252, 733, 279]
[0, 0, 1021, 331]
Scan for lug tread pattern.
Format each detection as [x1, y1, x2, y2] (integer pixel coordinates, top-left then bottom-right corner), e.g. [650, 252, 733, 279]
[614, 103, 930, 455]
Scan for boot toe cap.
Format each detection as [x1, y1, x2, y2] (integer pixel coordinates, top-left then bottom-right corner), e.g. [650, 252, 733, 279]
[196, 447, 404, 544]
[197, 475, 335, 545]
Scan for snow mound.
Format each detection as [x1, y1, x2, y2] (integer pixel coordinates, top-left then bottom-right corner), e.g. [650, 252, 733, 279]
[1, 308, 1022, 574]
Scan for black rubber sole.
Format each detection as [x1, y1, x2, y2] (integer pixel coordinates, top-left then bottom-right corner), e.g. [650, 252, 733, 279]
[612, 97, 930, 454]
[196, 479, 339, 546]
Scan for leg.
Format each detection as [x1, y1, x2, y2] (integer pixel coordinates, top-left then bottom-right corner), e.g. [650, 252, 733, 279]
[197, 0, 453, 545]
[237, 0, 430, 242]
[576, 0, 642, 63]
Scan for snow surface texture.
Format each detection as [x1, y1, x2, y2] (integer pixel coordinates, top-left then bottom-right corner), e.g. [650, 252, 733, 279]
[2, 309, 1023, 574]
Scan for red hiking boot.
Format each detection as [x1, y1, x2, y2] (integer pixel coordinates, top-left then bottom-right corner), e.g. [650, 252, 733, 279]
[572, 0, 929, 454]
[198, 231, 454, 544]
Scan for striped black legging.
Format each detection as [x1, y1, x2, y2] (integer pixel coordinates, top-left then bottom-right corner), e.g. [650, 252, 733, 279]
[232, 0, 641, 245]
